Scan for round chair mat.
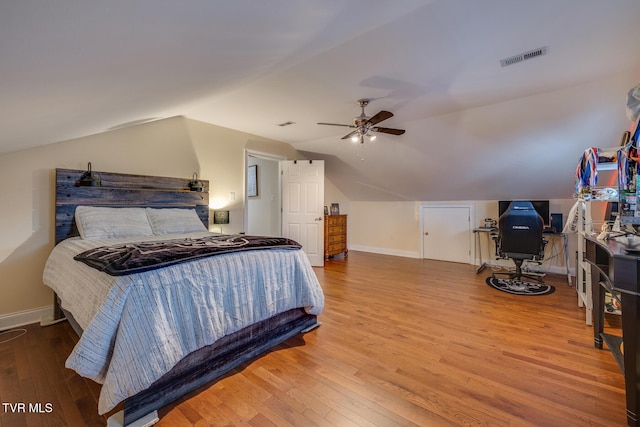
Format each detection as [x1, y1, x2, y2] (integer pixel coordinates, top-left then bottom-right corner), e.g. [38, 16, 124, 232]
[486, 276, 555, 296]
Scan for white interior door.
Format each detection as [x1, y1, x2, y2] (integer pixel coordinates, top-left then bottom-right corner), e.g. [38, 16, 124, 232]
[281, 160, 325, 266]
[422, 205, 472, 264]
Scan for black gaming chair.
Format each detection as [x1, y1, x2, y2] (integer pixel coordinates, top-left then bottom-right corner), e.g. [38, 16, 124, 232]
[493, 201, 546, 282]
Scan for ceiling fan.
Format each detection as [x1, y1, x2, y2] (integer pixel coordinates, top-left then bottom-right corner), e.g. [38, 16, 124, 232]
[317, 98, 405, 144]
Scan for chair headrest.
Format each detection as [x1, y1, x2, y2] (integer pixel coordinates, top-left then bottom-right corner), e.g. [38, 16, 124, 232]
[506, 201, 535, 212]
[499, 201, 543, 232]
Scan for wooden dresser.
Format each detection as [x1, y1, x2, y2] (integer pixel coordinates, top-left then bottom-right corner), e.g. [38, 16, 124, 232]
[324, 214, 348, 260]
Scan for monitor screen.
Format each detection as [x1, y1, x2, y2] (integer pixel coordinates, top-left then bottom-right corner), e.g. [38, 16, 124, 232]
[498, 200, 550, 225]
[605, 201, 618, 223]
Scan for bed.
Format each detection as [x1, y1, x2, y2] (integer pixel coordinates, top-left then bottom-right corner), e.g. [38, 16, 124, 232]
[43, 168, 324, 426]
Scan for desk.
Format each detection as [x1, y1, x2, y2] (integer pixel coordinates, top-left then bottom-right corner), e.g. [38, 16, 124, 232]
[544, 232, 572, 287]
[473, 228, 571, 286]
[473, 227, 498, 273]
[585, 236, 640, 426]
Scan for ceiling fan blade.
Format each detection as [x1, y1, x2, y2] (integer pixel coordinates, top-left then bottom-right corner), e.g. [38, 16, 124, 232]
[371, 127, 405, 136]
[317, 122, 356, 128]
[341, 130, 358, 140]
[366, 110, 393, 126]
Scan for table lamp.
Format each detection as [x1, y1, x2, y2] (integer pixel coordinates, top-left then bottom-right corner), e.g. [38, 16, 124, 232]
[213, 210, 229, 233]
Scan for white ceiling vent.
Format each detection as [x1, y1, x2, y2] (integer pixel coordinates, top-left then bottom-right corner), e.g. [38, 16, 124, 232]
[500, 46, 548, 67]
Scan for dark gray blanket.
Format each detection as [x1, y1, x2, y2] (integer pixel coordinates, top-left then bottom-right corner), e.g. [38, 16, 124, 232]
[74, 234, 302, 276]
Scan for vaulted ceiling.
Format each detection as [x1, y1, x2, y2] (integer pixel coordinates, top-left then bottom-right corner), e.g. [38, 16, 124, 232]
[2, 0, 640, 201]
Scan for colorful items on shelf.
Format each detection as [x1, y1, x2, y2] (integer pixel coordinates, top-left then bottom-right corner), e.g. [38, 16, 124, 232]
[573, 147, 619, 201]
[574, 147, 599, 196]
[618, 120, 640, 223]
[573, 115, 640, 223]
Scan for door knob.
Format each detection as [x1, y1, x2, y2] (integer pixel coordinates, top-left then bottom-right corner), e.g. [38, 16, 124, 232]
[424, 232, 429, 236]
[315, 217, 323, 221]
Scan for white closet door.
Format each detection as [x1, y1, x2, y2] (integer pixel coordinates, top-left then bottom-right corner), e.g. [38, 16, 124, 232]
[422, 205, 471, 264]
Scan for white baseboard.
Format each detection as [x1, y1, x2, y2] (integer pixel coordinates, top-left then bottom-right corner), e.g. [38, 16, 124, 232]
[0, 305, 52, 331]
[477, 259, 575, 278]
[348, 245, 420, 259]
[544, 265, 576, 277]
[349, 246, 575, 279]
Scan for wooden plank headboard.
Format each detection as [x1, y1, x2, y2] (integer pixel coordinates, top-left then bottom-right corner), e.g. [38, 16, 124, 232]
[55, 168, 210, 243]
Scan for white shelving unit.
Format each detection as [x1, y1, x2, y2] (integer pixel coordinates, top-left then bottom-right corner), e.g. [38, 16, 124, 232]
[576, 199, 593, 325]
[575, 160, 618, 326]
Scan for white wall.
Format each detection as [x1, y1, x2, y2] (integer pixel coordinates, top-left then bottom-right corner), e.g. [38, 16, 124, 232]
[0, 116, 301, 323]
[185, 118, 299, 234]
[348, 201, 420, 258]
[324, 178, 350, 216]
[0, 116, 198, 320]
[348, 198, 580, 275]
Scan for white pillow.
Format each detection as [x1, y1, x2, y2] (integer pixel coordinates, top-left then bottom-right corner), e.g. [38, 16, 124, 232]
[146, 208, 208, 235]
[75, 206, 154, 240]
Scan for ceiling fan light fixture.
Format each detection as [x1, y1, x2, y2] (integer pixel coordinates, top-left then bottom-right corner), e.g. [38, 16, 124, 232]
[317, 98, 405, 146]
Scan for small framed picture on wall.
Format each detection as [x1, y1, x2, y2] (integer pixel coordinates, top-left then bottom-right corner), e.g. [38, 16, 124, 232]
[247, 164, 258, 197]
[330, 203, 340, 215]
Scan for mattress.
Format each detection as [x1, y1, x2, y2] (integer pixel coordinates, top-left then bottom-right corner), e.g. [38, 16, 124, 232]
[43, 231, 324, 414]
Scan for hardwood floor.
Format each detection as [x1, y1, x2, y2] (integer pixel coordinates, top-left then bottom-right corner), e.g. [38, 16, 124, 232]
[0, 251, 626, 426]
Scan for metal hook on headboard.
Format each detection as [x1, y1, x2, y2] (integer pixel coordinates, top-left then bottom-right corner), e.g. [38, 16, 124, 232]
[78, 162, 101, 187]
[189, 172, 204, 192]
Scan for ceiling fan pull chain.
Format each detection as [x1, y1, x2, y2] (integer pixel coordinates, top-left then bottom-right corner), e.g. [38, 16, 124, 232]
[356, 143, 365, 162]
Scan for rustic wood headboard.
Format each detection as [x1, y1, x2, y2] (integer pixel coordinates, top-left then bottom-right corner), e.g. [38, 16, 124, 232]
[55, 168, 209, 244]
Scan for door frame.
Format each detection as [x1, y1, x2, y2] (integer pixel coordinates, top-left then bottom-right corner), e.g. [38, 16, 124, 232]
[419, 201, 476, 263]
[243, 149, 286, 235]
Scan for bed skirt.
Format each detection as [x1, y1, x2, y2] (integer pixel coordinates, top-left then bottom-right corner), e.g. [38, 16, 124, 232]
[124, 307, 317, 424]
[59, 306, 317, 426]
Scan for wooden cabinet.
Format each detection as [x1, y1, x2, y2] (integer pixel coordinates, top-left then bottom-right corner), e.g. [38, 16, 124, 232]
[324, 214, 348, 260]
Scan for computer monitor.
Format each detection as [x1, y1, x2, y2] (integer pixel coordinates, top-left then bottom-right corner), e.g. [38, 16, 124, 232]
[604, 201, 618, 223]
[498, 200, 550, 226]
